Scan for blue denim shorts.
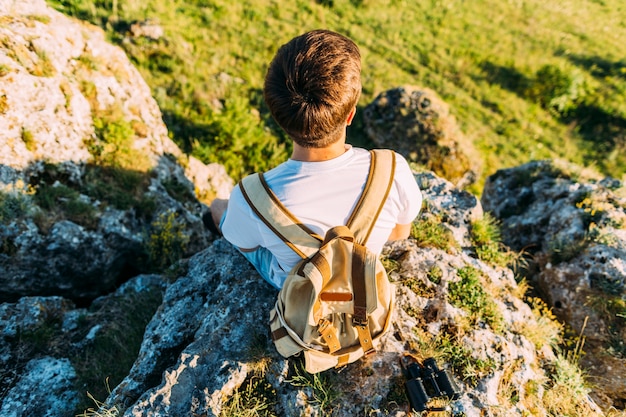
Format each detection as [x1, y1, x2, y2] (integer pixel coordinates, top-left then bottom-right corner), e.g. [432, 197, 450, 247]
[220, 211, 279, 290]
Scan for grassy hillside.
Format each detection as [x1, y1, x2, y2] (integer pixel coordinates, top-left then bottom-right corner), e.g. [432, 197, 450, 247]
[48, 0, 626, 191]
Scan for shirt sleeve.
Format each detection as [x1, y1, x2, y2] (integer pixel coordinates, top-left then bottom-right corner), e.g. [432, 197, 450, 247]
[221, 184, 263, 250]
[394, 153, 422, 224]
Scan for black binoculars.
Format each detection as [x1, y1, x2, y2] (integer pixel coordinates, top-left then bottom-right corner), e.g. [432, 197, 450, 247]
[404, 357, 462, 412]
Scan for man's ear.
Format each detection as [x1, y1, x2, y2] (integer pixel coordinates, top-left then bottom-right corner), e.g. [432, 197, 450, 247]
[346, 107, 357, 126]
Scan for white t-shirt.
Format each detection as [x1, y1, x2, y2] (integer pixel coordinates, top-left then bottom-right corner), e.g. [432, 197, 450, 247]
[222, 146, 422, 287]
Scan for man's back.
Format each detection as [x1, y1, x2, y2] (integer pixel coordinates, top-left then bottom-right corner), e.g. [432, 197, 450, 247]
[221, 146, 421, 288]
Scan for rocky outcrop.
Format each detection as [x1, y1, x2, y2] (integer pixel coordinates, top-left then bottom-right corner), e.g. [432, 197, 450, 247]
[363, 86, 481, 188]
[0, 0, 232, 302]
[482, 160, 626, 410]
[3, 172, 592, 417]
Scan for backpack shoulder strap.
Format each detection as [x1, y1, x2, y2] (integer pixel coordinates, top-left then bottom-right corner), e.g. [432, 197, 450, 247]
[347, 149, 396, 244]
[239, 173, 322, 260]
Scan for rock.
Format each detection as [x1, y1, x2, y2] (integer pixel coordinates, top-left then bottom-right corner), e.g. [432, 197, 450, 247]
[363, 86, 481, 188]
[0, 2, 233, 302]
[0, 274, 166, 416]
[482, 159, 626, 410]
[0, 357, 79, 417]
[414, 171, 483, 248]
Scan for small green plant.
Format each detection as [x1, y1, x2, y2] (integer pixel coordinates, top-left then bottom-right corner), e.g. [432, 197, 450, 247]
[76, 381, 120, 417]
[21, 127, 35, 151]
[575, 195, 605, 229]
[220, 375, 277, 417]
[470, 213, 518, 267]
[77, 52, 100, 71]
[82, 164, 155, 215]
[517, 297, 562, 350]
[547, 237, 588, 264]
[411, 327, 496, 387]
[588, 293, 626, 358]
[410, 215, 459, 253]
[28, 14, 52, 24]
[288, 363, 340, 413]
[426, 265, 443, 284]
[381, 256, 400, 274]
[542, 354, 594, 416]
[0, 63, 10, 76]
[448, 266, 505, 333]
[147, 211, 189, 270]
[162, 176, 196, 204]
[90, 107, 150, 171]
[402, 276, 436, 298]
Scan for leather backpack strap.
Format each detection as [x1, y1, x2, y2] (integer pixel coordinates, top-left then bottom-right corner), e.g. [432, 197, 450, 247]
[239, 173, 322, 260]
[346, 149, 396, 245]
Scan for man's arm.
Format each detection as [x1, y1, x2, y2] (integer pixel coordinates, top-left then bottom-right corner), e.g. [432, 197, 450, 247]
[210, 197, 260, 252]
[387, 223, 412, 242]
[209, 198, 228, 232]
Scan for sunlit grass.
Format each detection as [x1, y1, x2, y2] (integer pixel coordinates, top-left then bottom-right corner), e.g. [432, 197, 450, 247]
[47, 0, 626, 188]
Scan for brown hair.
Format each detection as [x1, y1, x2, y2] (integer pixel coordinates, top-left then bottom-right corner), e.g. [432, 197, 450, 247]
[263, 30, 362, 148]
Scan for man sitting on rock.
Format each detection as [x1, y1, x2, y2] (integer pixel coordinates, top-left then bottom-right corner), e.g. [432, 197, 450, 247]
[209, 29, 422, 289]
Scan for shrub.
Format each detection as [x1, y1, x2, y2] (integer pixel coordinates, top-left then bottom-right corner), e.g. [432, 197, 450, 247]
[525, 64, 588, 118]
[190, 94, 289, 182]
[0, 183, 33, 224]
[33, 182, 97, 230]
[147, 211, 189, 270]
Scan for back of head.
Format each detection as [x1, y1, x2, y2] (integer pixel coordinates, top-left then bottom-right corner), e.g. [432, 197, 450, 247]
[263, 30, 362, 148]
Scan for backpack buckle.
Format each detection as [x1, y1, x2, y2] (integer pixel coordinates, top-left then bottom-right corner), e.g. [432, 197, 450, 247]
[353, 306, 368, 327]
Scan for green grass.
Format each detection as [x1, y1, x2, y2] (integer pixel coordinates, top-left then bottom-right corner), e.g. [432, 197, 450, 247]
[448, 266, 505, 333]
[410, 214, 459, 252]
[220, 375, 277, 417]
[470, 213, 520, 267]
[287, 362, 340, 413]
[46, 0, 626, 188]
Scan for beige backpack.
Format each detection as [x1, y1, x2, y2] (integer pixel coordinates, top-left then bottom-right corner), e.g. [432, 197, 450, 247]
[239, 149, 396, 374]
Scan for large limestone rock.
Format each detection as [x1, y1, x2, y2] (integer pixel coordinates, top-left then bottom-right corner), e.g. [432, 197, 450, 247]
[363, 86, 481, 188]
[482, 159, 626, 410]
[0, 1, 233, 302]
